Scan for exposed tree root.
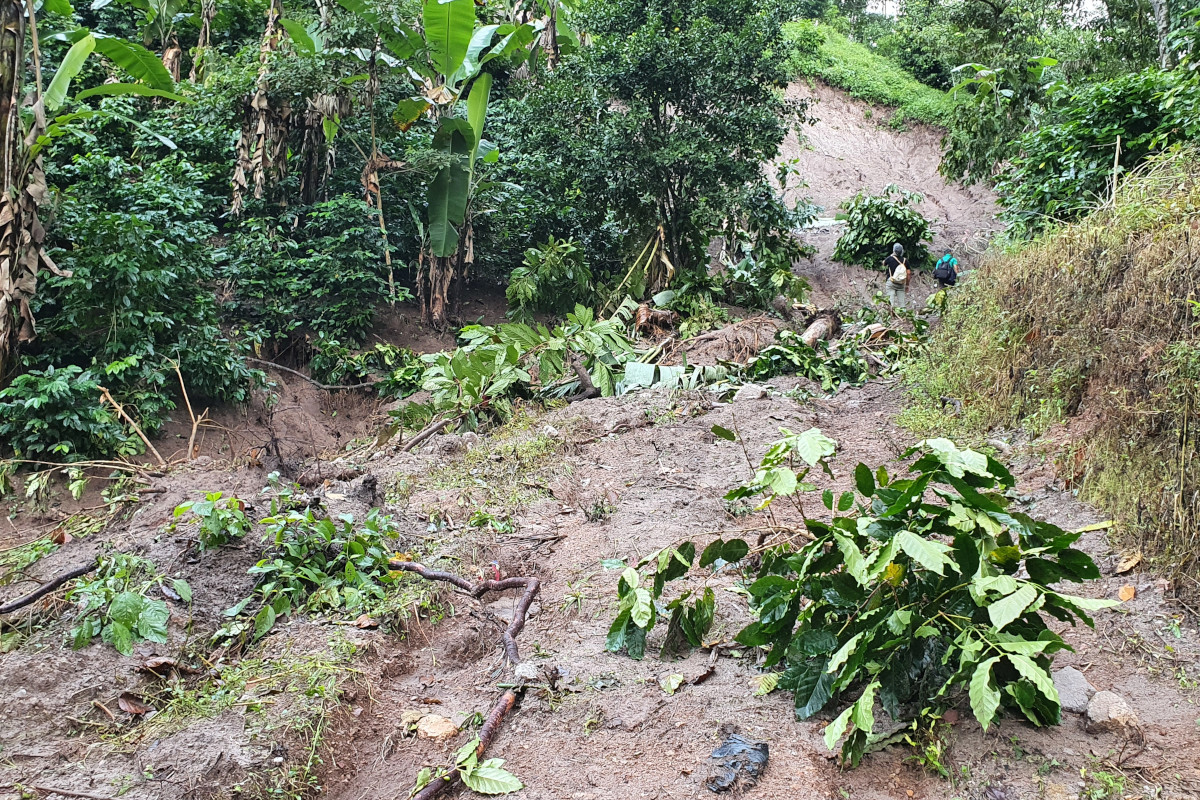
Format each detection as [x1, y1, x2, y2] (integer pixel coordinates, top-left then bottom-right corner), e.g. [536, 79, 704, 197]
[245, 357, 378, 391]
[0, 561, 97, 614]
[389, 559, 540, 799]
[388, 560, 539, 664]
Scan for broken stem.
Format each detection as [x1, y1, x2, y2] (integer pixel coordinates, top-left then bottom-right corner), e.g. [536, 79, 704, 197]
[98, 387, 166, 466]
[0, 561, 98, 614]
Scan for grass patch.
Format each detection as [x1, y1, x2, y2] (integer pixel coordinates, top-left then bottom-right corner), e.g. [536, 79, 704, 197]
[900, 148, 1200, 584]
[783, 21, 957, 127]
[399, 407, 571, 513]
[130, 634, 364, 799]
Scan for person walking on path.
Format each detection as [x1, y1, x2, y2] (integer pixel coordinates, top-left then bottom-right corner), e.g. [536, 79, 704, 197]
[882, 243, 909, 309]
[933, 251, 958, 289]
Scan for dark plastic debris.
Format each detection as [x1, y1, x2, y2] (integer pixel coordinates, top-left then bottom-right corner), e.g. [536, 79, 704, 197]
[706, 733, 769, 793]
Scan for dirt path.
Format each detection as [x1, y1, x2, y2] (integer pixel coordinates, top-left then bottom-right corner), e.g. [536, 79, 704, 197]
[783, 82, 1002, 308]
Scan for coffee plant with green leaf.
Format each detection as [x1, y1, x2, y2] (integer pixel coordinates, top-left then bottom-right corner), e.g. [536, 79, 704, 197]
[67, 553, 190, 657]
[413, 736, 523, 796]
[833, 185, 933, 271]
[734, 437, 1115, 766]
[172, 492, 251, 551]
[217, 509, 401, 647]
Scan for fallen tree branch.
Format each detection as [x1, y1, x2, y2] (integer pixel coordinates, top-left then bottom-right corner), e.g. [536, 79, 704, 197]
[401, 415, 462, 453]
[389, 560, 539, 664]
[0, 561, 97, 614]
[389, 559, 540, 800]
[411, 688, 519, 800]
[245, 357, 378, 391]
[98, 387, 166, 467]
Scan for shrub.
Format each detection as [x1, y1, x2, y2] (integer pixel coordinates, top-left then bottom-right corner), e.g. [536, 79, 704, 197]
[219, 195, 397, 354]
[67, 553, 188, 656]
[173, 492, 252, 551]
[996, 69, 1200, 234]
[33, 154, 253, 438]
[739, 438, 1112, 766]
[506, 238, 594, 323]
[833, 185, 933, 271]
[0, 365, 133, 460]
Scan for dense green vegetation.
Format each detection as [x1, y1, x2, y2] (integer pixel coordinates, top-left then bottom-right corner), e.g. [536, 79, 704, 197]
[783, 20, 956, 126]
[903, 148, 1200, 583]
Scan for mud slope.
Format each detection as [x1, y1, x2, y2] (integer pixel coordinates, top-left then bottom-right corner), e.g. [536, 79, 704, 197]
[4, 378, 1198, 800]
[784, 82, 1002, 307]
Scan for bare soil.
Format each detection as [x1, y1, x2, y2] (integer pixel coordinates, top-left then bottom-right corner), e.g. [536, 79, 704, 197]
[2, 86, 1198, 800]
[785, 82, 1002, 308]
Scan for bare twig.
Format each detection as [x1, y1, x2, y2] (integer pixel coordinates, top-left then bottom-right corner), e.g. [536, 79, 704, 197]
[29, 786, 115, 800]
[245, 357, 377, 391]
[0, 562, 97, 614]
[98, 387, 166, 466]
[401, 415, 461, 453]
[169, 360, 197, 461]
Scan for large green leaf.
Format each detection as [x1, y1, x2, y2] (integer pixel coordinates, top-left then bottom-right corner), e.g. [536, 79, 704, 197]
[279, 19, 318, 54]
[462, 760, 523, 794]
[46, 33, 95, 112]
[92, 34, 174, 90]
[1007, 653, 1059, 706]
[43, 0, 75, 16]
[426, 125, 470, 258]
[793, 663, 835, 720]
[792, 428, 837, 465]
[895, 530, 952, 576]
[76, 83, 190, 102]
[466, 71, 492, 170]
[987, 584, 1038, 631]
[969, 656, 1001, 730]
[422, 0, 476, 79]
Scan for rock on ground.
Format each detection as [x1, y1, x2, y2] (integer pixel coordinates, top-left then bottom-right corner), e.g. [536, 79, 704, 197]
[1052, 666, 1095, 714]
[1085, 691, 1139, 736]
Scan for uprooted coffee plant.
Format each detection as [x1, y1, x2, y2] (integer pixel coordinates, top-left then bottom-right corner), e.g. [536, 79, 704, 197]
[605, 433, 1114, 767]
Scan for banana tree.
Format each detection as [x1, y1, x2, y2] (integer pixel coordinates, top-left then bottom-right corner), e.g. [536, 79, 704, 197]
[0, 0, 185, 378]
[337, 0, 542, 326]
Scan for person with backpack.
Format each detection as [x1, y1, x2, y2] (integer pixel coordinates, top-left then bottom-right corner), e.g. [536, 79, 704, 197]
[882, 243, 909, 309]
[933, 252, 959, 289]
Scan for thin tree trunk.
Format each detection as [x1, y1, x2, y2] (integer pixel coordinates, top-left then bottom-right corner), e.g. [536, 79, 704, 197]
[1149, 0, 1173, 70]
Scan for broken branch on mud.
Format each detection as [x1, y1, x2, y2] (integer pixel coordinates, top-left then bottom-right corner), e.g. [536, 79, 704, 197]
[389, 560, 539, 665]
[389, 559, 540, 799]
[0, 561, 97, 614]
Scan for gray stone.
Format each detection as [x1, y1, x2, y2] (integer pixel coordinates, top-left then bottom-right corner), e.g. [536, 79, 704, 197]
[1053, 666, 1095, 714]
[1085, 691, 1139, 735]
[733, 384, 767, 402]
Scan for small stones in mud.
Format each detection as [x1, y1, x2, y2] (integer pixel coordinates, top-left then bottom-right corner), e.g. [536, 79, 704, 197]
[732, 384, 767, 402]
[1085, 691, 1140, 738]
[1052, 667, 1095, 714]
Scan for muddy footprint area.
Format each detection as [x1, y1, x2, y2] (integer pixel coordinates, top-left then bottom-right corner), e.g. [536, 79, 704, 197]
[3, 376, 1199, 800]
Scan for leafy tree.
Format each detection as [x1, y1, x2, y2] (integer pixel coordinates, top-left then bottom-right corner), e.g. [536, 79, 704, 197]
[996, 68, 1200, 232]
[508, 0, 802, 289]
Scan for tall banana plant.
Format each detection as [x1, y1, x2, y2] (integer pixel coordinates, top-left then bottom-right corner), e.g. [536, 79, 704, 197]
[337, 0, 542, 326]
[0, 0, 185, 377]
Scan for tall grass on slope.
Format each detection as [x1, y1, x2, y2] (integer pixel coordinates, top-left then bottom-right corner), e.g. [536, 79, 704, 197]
[783, 20, 957, 127]
[901, 148, 1200, 584]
